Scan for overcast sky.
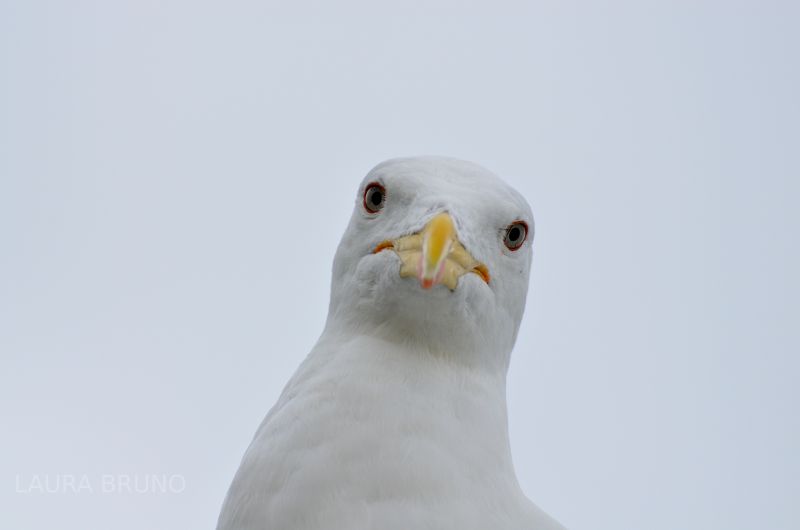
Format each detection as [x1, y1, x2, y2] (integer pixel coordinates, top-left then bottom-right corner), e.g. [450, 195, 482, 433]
[1, 1, 798, 529]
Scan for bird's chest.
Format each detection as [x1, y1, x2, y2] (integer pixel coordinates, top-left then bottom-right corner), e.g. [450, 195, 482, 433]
[224, 359, 523, 529]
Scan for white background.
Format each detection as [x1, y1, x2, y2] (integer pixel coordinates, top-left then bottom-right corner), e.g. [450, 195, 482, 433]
[1, 1, 798, 529]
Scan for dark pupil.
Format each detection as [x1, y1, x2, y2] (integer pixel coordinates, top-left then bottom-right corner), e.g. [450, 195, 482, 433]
[370, 190, 383, 206]
[509, 226, 521, 242]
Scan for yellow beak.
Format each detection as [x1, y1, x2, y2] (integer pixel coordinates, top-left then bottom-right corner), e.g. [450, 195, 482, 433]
[372, 212, 490, 290]
[419, 212, 456, 288]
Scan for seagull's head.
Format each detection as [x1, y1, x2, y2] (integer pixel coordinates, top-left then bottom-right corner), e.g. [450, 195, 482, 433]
[328, 156, 534, 370]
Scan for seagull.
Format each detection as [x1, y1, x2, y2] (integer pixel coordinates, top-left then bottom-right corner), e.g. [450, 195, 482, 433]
[217, 156, 566, 530]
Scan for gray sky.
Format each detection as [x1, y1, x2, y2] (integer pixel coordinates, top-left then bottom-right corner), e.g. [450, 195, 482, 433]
[1, 1, 798, 529]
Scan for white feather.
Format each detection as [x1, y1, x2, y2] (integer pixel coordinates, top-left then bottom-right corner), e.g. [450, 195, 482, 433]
[217, 157, 565, 530]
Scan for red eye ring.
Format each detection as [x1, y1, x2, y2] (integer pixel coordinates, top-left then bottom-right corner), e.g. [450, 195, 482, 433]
[363, 182, 386, 214]
[503, 221, 528, 251]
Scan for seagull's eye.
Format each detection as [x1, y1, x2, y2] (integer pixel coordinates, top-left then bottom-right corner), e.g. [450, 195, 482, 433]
[503, 221, 528, 251]
[363, 182, 386, 214]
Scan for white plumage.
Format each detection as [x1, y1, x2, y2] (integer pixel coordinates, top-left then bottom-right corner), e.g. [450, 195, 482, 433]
[217, 157, 565, 530]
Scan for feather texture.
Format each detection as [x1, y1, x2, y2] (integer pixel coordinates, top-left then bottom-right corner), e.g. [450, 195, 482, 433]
[217, 157, 565, 530]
